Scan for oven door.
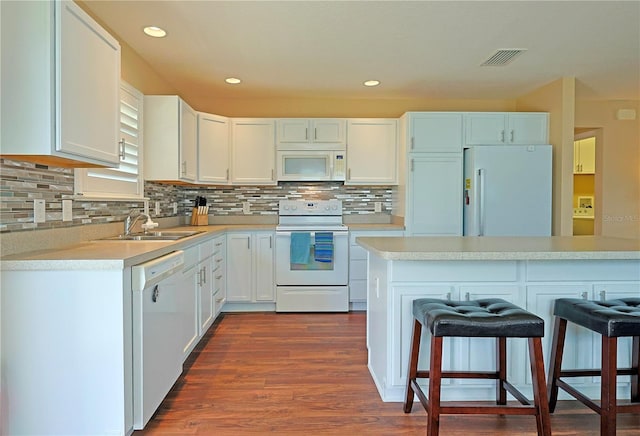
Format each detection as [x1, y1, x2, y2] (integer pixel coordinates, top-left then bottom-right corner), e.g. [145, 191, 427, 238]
[275, 229, 348, 286]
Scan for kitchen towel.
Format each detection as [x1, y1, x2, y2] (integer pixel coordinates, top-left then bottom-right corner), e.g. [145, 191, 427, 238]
[290, 232, 311, 264]
[314, 232, 334, 263]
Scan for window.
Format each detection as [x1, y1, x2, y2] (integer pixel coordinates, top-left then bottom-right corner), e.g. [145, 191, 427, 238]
[74, 81, 145, 199]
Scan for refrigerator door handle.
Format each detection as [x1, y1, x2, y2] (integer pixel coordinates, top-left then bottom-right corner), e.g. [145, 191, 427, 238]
[477, 168, 485, 236]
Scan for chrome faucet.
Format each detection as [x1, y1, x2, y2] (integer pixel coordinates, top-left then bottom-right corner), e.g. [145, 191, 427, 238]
[124, 209, 155, 235]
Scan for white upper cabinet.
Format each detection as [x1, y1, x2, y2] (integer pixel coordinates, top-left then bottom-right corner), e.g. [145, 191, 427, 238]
[276, 119, 346, 149]
[198, 113, 230, 184]
[465, 112, 549, 145]
[346, 119, 398, 185]
[406, 112, 463, 153]
[1, 1, 121, 167]
[574, 137, 596, 174]
[231, 119, 276, 185]
[144, 96, 197, 182]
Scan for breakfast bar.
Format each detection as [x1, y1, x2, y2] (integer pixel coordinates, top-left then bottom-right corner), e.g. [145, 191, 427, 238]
[355, 236, 640, 402]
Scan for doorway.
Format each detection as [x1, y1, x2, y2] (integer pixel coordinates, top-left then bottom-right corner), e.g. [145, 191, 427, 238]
[572, 129, 598, 235]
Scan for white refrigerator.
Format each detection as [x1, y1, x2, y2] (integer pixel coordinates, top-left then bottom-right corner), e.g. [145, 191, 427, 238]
[463, 145, 552, 236]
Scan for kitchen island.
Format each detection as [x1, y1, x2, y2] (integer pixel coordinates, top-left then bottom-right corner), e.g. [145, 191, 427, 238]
[355, 236, 640, 402]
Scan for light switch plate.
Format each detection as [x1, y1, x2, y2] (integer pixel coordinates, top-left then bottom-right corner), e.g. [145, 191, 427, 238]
[155, 201, 160, 216]
[172, 202, 178, 214]
[243, 202, 250, 214]
[374, 202, 382, 213]
[34, 199, 45, 223]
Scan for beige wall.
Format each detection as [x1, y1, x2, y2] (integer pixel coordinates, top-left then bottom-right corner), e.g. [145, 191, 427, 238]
[576, 100, 640, 238]
[515, 77, 576, 236]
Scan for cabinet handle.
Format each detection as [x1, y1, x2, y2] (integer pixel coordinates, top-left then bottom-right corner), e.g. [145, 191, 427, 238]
[215, 258, 223, 263]
[202, 267, 207, 284]
[410, 158, 414, 172]
[314, 128, 317, 140]
[500, 130, 505, 143]
[269, 235, 272, 249]
[181, 161, 187, 176]
[446, 292, 451, 301]
[215, 242, 223, 247]
[347, 168, 351, 180]
[464, 292, 470, 301]
[510, 130, 514, 143]
[600, 290, 606, 301]
[247, 237, 251, 250]
[216, 297, 224, 303]
[305, 127, 308, 140]
[215, 275, 223, 280]
[271, 169, 274, 180]
[119, 138, 126, 160]
[411, 137, 415, 150]
[581, 291, 589, 300]
[226, 168, 229, 180]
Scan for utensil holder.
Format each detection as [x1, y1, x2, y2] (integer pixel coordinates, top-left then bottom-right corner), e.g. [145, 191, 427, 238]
[191, 208, 209, 226]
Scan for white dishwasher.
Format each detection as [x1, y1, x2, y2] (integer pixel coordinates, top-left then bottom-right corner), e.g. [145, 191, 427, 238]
[131, 250, 185, 429]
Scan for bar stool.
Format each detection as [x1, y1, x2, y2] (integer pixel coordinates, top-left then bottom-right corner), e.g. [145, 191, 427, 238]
[547, 298, 640, 435]
[404, 298, 551, 436]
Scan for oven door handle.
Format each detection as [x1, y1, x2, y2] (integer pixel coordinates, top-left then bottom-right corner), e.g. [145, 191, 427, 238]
[276, 231, 349, 237]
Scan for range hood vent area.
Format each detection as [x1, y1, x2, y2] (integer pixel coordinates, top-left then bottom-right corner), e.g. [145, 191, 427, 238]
[481, 49, 527, 66]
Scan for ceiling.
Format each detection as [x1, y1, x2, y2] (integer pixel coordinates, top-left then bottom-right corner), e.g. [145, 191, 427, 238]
[83, 1, 640, 105]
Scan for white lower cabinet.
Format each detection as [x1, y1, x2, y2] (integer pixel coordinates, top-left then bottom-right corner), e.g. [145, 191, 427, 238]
[349, 229, 403, 306]
[226, 231, 275, 304]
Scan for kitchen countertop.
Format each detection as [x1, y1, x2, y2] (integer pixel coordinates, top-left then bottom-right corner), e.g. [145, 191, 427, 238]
[0, 222, 406, 270]
[356, 236, 640, 261]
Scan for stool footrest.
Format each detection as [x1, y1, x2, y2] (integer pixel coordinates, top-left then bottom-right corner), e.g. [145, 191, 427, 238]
[502, 380, 531, 405]
[415, 370, 500, 380]
[559, 367, 638, 378]
[557, 379, 640, 415]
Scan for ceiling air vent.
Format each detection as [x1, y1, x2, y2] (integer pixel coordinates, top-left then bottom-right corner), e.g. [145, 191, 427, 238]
[481, 49, 527, 66]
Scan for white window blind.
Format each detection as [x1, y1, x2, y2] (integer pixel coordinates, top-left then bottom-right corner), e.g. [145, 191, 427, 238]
[74, 81, 145, 199]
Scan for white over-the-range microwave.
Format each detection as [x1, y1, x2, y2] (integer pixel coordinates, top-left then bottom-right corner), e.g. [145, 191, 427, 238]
[276, 149, 346, 181]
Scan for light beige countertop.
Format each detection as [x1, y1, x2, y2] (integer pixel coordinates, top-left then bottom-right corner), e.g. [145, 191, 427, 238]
[356, 236, 640, 261]
[0, 224, 274, 270]
[346, 223, 405, 231]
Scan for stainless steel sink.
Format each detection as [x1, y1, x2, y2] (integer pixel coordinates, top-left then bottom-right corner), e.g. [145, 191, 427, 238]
[100, 230, 204, 241]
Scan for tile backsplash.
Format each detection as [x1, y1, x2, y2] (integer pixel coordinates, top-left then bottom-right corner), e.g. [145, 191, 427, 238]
[1, 158, 395, 233]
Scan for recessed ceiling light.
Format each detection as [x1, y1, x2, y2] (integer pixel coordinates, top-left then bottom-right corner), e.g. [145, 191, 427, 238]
[143, 26, 167, 38]
[363, 80, 380, 87]
[225, 77, 242, 85]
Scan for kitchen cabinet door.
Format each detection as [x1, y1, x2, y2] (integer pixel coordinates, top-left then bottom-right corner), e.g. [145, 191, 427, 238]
[212, 235, 227, 317]
[1, 1, 121, 167]
[198, 239, 215, 335]
[406, 155, 463, 236]
[144, 96, 198, 182]
[226, 232, 274, 304]
[346, 119, 398, 185]
[198, 113, 230, 184]
[277, 119, 345, 146]
[255, 232, 275, 302]
[231, 119, 276, 185]
[406, 112, 463, 153]
[465, 113, 548, 145]
[574, 137, 595, 174]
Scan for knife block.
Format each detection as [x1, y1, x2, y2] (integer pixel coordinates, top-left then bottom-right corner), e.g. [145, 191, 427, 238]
[190, 208, 209, 226]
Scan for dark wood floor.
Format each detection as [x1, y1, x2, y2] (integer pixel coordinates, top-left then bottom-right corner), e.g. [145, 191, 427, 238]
[135, 312, 639, 435]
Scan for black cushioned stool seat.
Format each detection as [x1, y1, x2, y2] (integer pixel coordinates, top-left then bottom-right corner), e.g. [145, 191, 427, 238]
[404, 298, 551, 436]
[547, 298, 640, 436]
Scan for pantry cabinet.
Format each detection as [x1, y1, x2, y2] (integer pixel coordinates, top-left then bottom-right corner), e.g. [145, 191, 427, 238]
[226, 231, 275, 303]
[573, 137, 595, 174]
[401, 113, 464, 236]
[277, 119, 346, 147]
[198, 113, 230, 184]
[345, 119, 398, 185]
[231, 119, 276, 185]
[1, 0, 121, 167]
[465, 112, 548, 145]
[144, 96, 198, 182]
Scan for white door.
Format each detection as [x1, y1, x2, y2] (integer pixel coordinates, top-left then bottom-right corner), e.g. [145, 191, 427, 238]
[179, 100, 197, 182]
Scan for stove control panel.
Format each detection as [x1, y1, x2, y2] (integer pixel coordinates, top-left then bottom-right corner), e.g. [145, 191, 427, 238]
[279, 200, 342, 216]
